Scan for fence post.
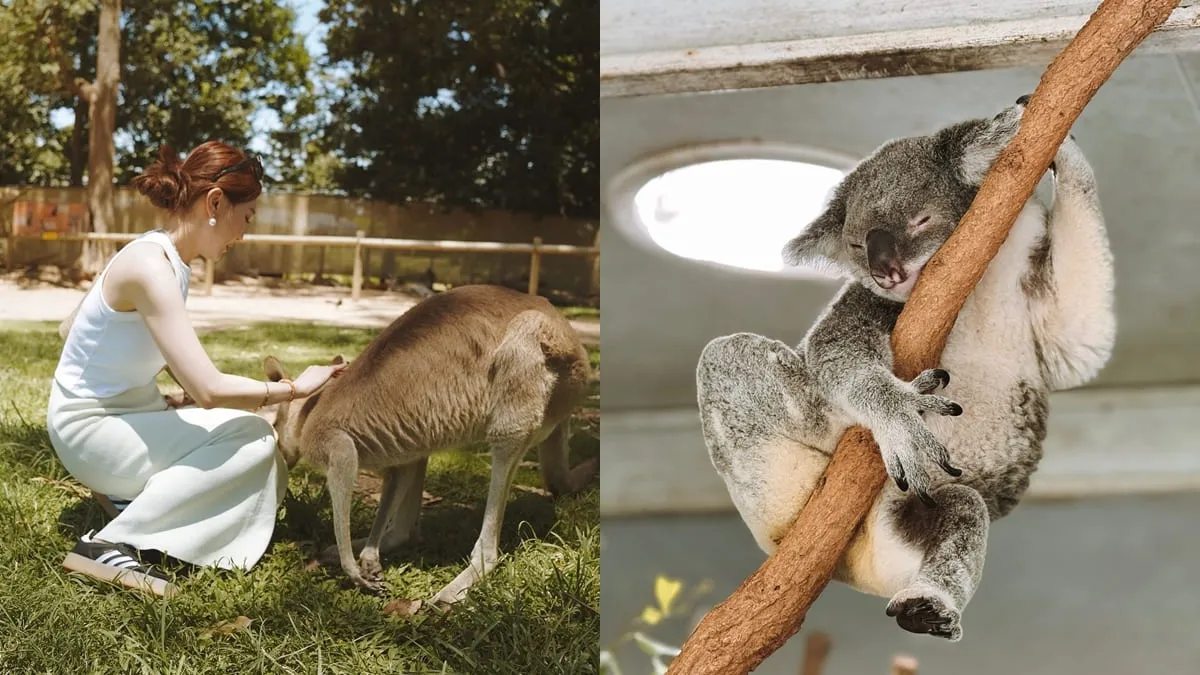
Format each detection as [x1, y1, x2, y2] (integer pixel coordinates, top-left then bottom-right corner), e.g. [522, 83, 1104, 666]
[351, 229, 365, 301]
[528, 236, 542, 296]
[204, 258, 215, 296]
[4, 229, 14, 272]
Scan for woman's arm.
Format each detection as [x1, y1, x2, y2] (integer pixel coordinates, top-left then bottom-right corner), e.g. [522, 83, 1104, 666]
[111, 245, 320, 410]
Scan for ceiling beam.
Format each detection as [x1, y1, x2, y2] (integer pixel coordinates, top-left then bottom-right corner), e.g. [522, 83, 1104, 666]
[601, 5, 1200, 98]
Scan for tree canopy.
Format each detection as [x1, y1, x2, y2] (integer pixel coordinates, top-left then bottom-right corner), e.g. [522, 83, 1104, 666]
[0, 0, 599, 218]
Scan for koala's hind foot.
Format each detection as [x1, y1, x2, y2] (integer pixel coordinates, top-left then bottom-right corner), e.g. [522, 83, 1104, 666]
[885, 483, 989, 641]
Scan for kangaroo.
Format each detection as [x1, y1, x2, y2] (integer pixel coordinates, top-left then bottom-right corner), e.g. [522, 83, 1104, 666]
[263, 284, 596, 605]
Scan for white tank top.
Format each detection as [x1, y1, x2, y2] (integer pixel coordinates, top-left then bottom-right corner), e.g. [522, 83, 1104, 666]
[53, 229, 192, 398]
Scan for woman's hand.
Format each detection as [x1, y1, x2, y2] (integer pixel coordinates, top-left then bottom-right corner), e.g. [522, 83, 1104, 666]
[164, 390, 194, 408]
[292, 362, 349, 398]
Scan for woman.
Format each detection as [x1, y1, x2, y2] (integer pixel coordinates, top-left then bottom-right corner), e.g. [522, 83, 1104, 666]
[46, 141, 346, 596]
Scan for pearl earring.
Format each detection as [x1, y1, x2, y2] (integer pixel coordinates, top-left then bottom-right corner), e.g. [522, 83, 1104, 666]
[208, 218, 216, 227]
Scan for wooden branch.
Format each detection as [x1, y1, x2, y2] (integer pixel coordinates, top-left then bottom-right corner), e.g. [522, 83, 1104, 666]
[39, 6, 91, 101]
[599, 4, 1199, 98]
[665, 1, 1180, 673]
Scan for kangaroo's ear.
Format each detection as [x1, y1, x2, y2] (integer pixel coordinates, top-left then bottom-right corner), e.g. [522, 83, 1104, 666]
[330, 354, 346, 365]
[263, 355, 288, 382]
[781, 188, 849, 275]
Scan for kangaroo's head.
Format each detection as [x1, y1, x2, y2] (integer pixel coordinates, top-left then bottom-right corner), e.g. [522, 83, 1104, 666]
[261, 353, 346, 469]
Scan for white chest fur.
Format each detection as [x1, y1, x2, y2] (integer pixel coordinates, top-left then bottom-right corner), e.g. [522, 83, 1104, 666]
[925, 200, 1048, 452]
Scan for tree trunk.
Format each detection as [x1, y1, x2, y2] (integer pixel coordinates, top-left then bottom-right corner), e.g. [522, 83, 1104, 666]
[69, 98, 87, 187]
[81, 0, 120, 275]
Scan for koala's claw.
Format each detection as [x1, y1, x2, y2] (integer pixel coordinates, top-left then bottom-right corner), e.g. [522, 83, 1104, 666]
[910, 368, 950, 394]
[939, 458, 964, 478]
[915, 394, 962, 417]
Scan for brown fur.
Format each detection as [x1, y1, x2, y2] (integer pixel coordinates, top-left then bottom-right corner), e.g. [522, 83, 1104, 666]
[263, 285, 595, 602]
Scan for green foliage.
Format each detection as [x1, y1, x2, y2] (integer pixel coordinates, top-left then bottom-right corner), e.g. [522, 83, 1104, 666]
[114, 1, 311, 181]
[319, 0, 599, 217]
[0, 0, 310, 186]
[0, 320, 599, 673]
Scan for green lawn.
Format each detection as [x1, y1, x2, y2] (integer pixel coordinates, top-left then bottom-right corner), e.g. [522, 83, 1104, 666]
[0, 320, 599, 674]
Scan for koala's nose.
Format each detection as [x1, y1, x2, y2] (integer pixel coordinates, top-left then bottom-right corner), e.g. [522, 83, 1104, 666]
[1016, 94, 1032, 106]
[866, 229, 907, 289]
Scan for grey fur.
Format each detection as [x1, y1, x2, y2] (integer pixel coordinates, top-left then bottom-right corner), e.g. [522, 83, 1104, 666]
[697, 98, 1115, 641]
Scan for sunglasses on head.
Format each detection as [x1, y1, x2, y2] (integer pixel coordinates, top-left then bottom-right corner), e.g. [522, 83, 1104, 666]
[213, 154, 264, 183]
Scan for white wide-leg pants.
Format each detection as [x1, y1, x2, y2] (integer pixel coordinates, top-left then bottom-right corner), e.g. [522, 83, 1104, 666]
[46, 379, 287, 570]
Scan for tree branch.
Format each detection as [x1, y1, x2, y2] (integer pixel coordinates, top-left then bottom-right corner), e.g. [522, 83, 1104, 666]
[39, 5, 93, 101]
[666, 1, 1180, 673]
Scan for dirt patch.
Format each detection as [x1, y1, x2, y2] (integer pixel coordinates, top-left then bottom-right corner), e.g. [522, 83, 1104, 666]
[0, 275, 599, 345]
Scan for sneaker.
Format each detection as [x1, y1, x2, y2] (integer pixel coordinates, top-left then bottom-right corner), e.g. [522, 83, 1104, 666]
[62, 531, 178, 597]
[91, 490, 132, 520]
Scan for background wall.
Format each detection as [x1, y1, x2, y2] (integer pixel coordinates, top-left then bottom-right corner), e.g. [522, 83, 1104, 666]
[1, 186, 599, 298]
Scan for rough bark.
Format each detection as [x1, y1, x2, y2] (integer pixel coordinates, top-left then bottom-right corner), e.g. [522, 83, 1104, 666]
[666, 1, 1180, 673]
[81, 0, 121, 275]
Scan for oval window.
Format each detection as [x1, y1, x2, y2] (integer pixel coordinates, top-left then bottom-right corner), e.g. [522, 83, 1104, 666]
[608, 144, 856, 277]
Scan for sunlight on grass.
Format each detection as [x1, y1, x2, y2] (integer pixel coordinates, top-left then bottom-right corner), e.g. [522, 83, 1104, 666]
[0, 320, 599, 674]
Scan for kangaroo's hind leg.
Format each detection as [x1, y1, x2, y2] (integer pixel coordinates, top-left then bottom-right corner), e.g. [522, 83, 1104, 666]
[428, 310, 555, 607]
[429, 435, 531, 607]
[537, 420, 597, 496]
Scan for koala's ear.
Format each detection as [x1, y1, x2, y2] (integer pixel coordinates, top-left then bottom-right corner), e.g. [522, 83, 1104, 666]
[952, 104, 1024, 185]
[781, 190, 847, 274]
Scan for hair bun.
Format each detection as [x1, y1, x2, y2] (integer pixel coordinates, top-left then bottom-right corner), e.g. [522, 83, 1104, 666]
[132, 145, 191, 211]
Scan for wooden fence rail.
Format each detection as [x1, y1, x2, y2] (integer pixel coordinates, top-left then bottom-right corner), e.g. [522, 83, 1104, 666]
[6, 230, 600, 299]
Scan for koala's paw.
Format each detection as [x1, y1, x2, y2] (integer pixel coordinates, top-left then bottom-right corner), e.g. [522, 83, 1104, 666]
[1050, 135, 1095, 191]
[887, 586, 963, 641]
[880, 422, 961, 506]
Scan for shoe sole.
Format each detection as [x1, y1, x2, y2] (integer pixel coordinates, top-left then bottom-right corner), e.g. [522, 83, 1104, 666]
[63, 552, 177, 598]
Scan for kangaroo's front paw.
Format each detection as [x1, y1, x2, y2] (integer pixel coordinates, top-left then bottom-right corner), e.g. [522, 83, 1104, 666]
[348, 567, 386, 595]
[887, 586, 963, 641]
[359, 552, 383, 581]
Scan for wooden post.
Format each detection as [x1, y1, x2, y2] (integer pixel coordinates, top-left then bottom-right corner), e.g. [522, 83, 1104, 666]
[665, 1, 1179, 672]
[890, 655, 919, 675]
[528, 236, 542, 296]
[351, 229, 365, 301]
[799, 632, 831, 675]
[204, 258, 214, 296]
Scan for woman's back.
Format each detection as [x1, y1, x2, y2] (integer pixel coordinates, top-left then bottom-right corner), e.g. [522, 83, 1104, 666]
[54, 230, 192, 399]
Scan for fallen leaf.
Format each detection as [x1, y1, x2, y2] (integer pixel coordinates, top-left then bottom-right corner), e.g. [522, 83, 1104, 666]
[383, 598, 422, 617]
[199, 615, 252, 640]
[512, 484, 551, 497]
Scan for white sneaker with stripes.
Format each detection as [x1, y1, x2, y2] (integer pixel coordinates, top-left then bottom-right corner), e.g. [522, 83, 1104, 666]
[62, 530, 177, 597]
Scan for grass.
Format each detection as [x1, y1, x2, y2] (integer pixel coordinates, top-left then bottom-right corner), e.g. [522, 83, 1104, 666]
[0, 320, 599, 674]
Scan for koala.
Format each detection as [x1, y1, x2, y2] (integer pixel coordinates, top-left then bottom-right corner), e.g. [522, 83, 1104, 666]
[696, 96, 1115, 641]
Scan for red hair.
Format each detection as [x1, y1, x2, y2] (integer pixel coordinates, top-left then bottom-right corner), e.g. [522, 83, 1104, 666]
[131, 141, 262, 213]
